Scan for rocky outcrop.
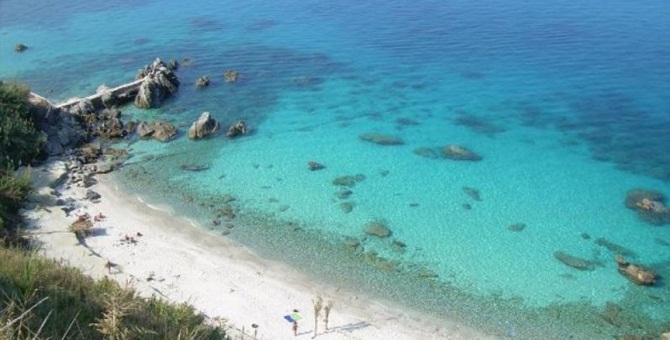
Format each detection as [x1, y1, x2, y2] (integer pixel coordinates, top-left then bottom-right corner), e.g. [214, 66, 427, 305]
[195, 76, 210, 87]
[441, 145, 482, 161]
[28, 93, 88, 157]
[136, 121, 178, 142]
[134, 58, 180, 109]
[624, 189, 670, 225]
[615, 256, 657, 286]
[188, 112, 219, 139]
[226, 120, 247, 138]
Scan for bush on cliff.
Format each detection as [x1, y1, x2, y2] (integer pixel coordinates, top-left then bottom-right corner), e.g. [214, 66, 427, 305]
[0, 81, 44, 171]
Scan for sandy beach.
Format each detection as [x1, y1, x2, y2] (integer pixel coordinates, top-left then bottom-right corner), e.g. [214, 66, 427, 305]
[22, 160, 497, 340]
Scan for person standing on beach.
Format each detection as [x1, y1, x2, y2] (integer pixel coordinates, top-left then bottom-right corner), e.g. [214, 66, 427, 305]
[292, 321, 298, 336]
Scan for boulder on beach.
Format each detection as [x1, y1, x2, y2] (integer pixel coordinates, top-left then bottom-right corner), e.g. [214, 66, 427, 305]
[624, 188, 670, 225]
[441, 145, 482, 161]
[188, 111, 220, 139]
[134, 58, 180, 109]
[363, 221, 392, 238]
[359, 133, 405, 146]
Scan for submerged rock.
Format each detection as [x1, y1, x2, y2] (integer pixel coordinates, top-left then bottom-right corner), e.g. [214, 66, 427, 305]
[441, 145, 482, 161]
[224, 69, 239, 83]
[359, 133, 405, 146]
[332, 174, 365, 188]
[363, 221, 391, 238]
[339, 202, 354, 213]
[594, 238, 637, 257]
[624, 188, 670, 225]
[308, 161, 325, 171]
[462, 186, 481, 201]
[553, 251, 598, 271]
[413, 147, 439, 159]
[507, 223, 526, 232]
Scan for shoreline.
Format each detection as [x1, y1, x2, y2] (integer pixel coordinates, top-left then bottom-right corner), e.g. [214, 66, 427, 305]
[23, 159, 498, 340]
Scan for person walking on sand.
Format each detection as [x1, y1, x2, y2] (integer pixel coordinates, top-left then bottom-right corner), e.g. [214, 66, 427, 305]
[292, 321, 298, 336]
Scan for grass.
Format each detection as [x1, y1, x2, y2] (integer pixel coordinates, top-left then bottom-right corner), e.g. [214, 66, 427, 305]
[0, 246, 228, 340]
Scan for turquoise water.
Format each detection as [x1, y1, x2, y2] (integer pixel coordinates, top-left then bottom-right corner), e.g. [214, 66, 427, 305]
[2, 0, 670, 338]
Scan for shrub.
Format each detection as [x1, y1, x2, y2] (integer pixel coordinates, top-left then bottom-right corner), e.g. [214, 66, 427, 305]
[0, 82, 44, 171]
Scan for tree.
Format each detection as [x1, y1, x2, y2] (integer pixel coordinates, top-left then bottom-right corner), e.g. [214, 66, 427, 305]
[323, 300, 334, 331]
[311, 296, 323, 338]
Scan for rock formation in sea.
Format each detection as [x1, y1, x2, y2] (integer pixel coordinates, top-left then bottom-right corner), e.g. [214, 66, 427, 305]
[188, 112, 220, 139]
[615, 256, 657, 286]
[226, 120, 247, 138]
[136, 121, 178, 142]
[134, 58, 180, 109]
[195, 76, 210, 88]
[624, 188, 670, 225]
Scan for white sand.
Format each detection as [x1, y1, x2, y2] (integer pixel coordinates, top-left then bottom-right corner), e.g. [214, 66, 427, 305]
[23, 160, 498, 340]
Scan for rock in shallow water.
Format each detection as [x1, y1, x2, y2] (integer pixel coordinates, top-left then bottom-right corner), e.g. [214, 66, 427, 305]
[359, 133, 405, 146]
[441, 145, 482, 161]
[553, 251, 598, 271]
[363, 221, 391, 238]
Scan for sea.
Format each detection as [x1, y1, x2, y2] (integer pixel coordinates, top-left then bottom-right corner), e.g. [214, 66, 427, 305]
[1, 0, 669, 338]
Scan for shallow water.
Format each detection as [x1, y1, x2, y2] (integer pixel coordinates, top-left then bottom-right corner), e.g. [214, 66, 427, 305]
[2, 0, 670, 338]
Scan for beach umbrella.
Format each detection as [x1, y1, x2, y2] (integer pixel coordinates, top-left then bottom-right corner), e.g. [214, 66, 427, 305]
[283, 312, 303, 323]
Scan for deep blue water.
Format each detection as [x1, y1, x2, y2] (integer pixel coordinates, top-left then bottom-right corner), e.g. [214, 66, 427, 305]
[2, 0, 670, 338]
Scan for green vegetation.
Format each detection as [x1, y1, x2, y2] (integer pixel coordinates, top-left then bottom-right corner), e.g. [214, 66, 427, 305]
[0, 247, 227, 339]
[0, 81, 44, 171]
[0, 82, 228, 339]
